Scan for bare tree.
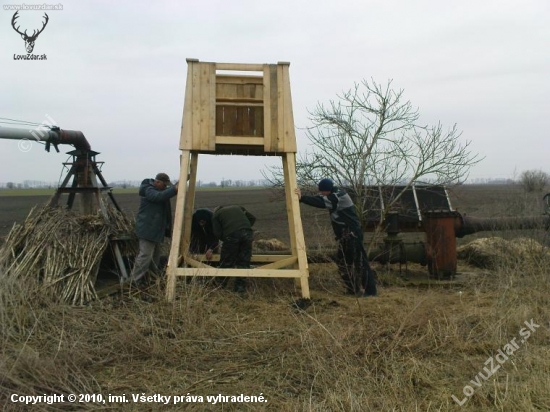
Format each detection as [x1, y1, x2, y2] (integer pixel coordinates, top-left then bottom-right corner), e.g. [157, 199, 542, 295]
[520, 169, 549, 192]
[264, 78, 482, 227]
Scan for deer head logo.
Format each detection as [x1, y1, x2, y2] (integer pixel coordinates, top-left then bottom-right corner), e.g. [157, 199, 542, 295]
[11, 11, 49, 54]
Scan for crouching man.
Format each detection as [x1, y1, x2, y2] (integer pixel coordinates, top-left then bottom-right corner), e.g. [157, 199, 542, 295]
[212, 205, 256, 293]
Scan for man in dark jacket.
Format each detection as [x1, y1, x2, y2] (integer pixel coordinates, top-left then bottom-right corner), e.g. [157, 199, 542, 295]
[296, 178, 377, 297]
[212, 205, 256, 293]
[130, 173, 178, 285]
[190, 208, 219, 260]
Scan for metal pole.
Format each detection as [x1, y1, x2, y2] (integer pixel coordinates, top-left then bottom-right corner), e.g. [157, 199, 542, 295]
[0, 126, 56, 142]
[0, 125, 91, 151]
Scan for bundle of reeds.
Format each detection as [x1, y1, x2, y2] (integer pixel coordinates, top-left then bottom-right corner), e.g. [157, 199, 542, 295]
[0, 203, 136, 305]
[253, 238, 288, 251]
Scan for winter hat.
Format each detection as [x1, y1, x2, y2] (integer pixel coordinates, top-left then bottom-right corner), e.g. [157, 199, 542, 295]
[155, 173, 172, 185]
[318, 178, 335, 192]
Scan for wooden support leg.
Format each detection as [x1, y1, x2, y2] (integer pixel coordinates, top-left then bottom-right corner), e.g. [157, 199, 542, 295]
[300, 276, 310, 299]
[182, 153, 199, 257]
[282, 152, 310, 299]
[166, 150, 191, 301]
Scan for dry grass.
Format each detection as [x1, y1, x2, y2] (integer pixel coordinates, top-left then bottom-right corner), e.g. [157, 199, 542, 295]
[1, 187, 549, 410]
[253, 238, 288, 252]
[1, 245, 549, 411]
[457, 237, 549, 269]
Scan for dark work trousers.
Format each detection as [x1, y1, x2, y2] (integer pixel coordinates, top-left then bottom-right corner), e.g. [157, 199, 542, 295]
[219, 228, 254, 290]
[336, 231, 377, 296]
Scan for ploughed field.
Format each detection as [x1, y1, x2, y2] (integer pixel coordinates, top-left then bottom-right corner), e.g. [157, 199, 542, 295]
[0, 184, 545, 247]
[0, 188, 312, 247]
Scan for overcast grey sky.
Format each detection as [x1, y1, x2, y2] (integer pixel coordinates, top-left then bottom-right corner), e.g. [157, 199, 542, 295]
[0, 0, 548, 185]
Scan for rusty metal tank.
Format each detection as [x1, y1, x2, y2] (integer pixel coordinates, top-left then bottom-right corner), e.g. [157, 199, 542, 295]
[359, 185, 549, 278]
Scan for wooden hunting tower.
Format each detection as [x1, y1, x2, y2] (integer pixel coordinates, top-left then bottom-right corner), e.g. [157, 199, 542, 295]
[166, 59, 309, 300]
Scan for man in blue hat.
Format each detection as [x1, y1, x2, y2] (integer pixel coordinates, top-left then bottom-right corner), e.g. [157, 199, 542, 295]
[296, 178, 377, 297]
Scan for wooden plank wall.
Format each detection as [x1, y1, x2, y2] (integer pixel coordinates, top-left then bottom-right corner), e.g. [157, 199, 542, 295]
[280, 63, 297, 153]
[180, 59, 297, 154]
[179, 60, 195, 151]
[180, 60, 215, 151]
[263, 63, 296, 153]
[215, 75, 264, 137]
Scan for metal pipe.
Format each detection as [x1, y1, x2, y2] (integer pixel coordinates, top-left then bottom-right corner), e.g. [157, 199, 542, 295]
[295, 242, 428, 265]
[456, 214, 550, 238]
[367, 241, 427, 265]
[0, 126, 91, 151]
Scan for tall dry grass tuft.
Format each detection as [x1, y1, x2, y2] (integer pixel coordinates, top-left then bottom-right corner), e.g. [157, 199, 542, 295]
[0, 269, 101, 410]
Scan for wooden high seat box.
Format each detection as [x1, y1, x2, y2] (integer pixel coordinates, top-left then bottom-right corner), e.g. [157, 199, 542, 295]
[166, 59, 309, 301]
